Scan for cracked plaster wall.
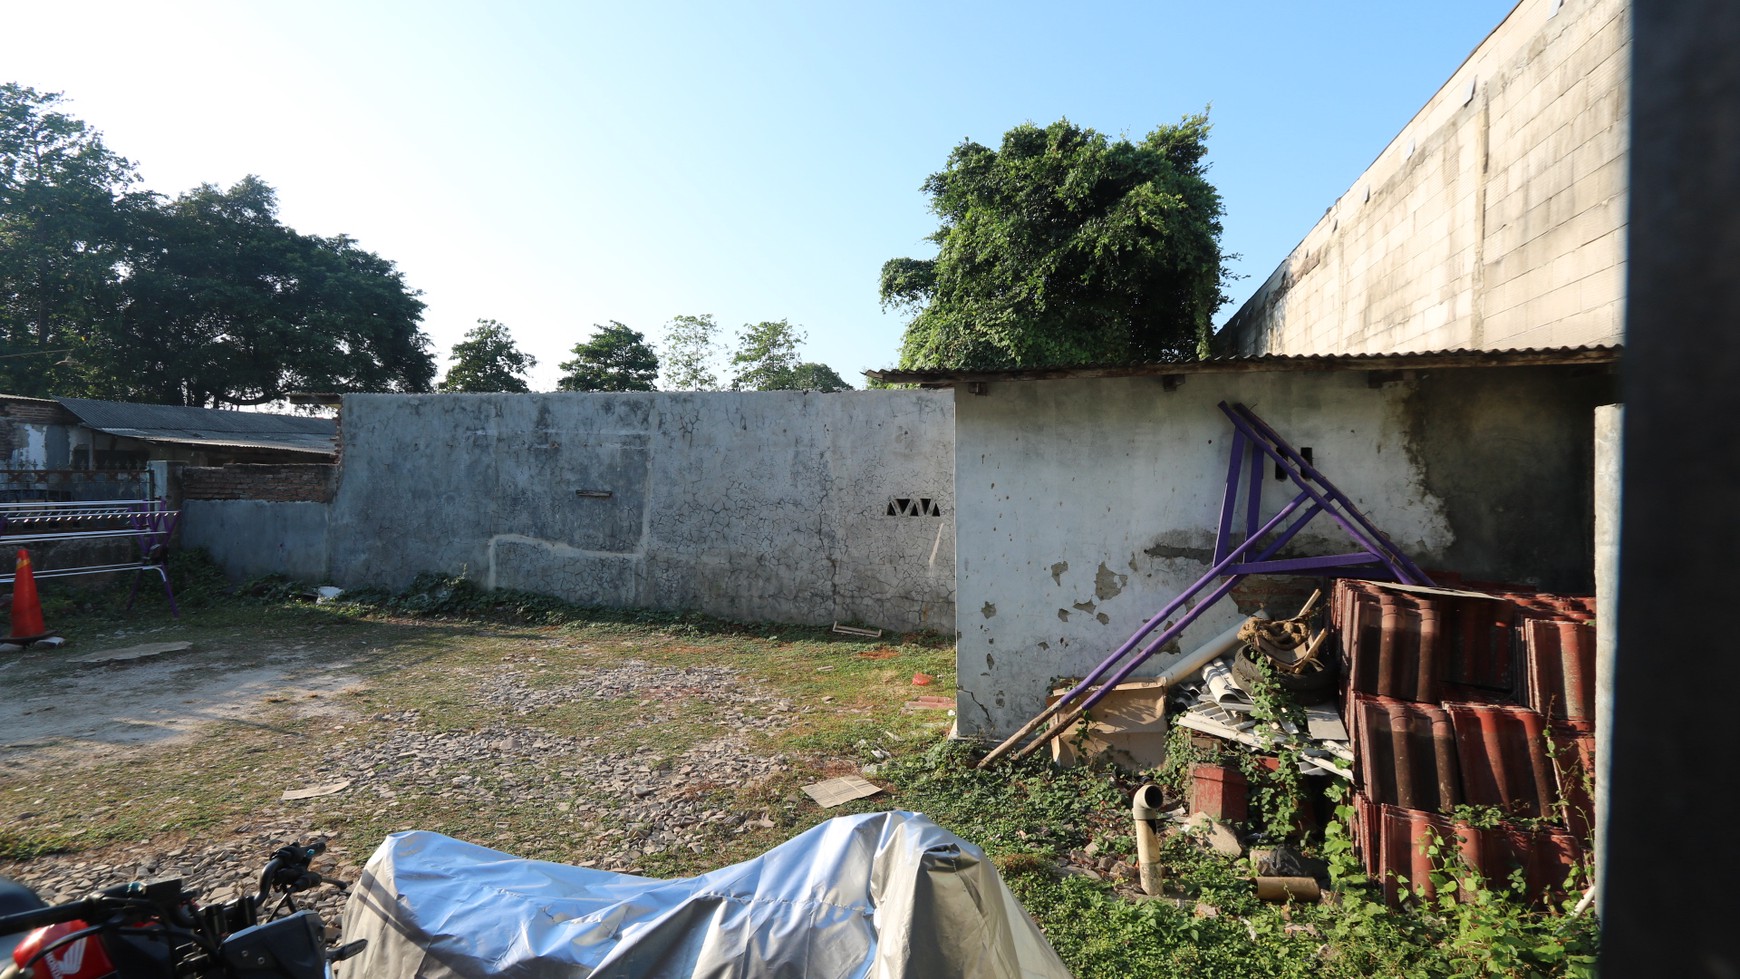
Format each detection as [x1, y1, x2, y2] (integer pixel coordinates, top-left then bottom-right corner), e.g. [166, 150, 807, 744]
[323, 390, 954, 631]
[953, 369, 1608, 739]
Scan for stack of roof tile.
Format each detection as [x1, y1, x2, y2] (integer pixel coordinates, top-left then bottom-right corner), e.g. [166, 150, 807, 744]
[1331, 579, 1596, 905]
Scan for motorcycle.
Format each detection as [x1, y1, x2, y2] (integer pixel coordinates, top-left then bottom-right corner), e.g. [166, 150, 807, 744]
[0, 840, 363, 979]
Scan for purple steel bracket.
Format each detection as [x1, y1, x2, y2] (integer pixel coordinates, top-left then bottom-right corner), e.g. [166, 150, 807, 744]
[979, 402, 1434, 767]
[125, 503, 182, 617]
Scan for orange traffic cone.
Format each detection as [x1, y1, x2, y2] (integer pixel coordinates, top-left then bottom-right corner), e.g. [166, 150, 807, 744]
[8, 548, 51, 644]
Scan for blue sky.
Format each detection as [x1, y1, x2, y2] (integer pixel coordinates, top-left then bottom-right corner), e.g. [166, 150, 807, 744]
[5, 1, 1519, 389]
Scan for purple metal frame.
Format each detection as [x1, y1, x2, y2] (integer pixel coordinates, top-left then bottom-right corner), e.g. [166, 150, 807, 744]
[979, 401, 1434, 766]
[126, 505, 182, 617]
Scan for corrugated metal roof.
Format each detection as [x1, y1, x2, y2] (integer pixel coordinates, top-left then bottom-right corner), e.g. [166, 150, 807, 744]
[865, 344, 1622, 386]
[55, 397, 337, 456]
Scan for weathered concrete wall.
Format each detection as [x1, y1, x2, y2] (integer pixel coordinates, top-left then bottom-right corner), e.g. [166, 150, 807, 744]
[183, 500, 332, 583]
[1218, 0, 1628, 355]
[953, 367, 1613, 739]
[324, 391, 954, 632]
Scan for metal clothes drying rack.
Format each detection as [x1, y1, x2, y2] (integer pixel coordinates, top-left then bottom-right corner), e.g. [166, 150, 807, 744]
[0, 498, 182, 617]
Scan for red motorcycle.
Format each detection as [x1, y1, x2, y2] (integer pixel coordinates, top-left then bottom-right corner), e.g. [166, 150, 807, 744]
[0, 841, 361, 979]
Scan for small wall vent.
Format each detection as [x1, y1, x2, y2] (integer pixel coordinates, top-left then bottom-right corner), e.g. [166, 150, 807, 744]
[887, 497, 943, 517]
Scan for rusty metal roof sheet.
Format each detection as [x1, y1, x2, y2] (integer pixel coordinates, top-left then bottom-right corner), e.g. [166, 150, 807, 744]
[865, 344, 1622, 386]
[55, 398, 337, 456]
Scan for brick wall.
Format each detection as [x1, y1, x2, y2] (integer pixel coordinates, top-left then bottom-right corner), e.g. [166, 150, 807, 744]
[180, 464, 336, 503]
[1217, 0, 1628, 355]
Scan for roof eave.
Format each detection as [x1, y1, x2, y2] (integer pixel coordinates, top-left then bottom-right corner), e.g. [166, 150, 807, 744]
[865, 345, 1622, 387]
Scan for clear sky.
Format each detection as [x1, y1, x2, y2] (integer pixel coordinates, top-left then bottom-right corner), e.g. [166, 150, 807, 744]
[4, 1, 1520, 390]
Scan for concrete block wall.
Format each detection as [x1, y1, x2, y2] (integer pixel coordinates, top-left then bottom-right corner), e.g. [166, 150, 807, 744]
[181, 464, 336, 503]
[273, 390, 958, 633]
[1218, 0, 1628, 355]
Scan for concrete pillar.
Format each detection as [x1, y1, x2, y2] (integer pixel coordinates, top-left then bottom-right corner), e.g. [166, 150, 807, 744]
[1603, 0, 1740, 971]
[1591, 402, 1620, 915]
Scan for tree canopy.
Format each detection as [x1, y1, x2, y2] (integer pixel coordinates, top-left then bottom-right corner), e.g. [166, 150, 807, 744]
[440, 319, 536, 392]
[882, 115, 1228, 370]
[558, 321, 659, 392]
[728, 319, 852, 392]
[658, 313, 721, 391]
[0, 83, 436, 405]
[106, 177, 435, 405]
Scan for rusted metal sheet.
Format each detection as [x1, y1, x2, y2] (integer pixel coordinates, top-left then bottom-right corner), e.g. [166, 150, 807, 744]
[1443, 702, 1557, 819]
[1524, 618, 1598, 725]
[1353, 694, 1460, 812]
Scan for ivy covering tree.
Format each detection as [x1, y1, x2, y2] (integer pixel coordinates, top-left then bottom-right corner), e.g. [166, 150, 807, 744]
[728, 319, 851, 392]
[558, 321, 658, 391]
[0, 83, 436, 405]
[882, 115, 1229, 370]
[439, 319, 536, 392]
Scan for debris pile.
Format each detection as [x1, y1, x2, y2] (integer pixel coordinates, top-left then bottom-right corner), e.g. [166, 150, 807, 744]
[1171, 590, 1353, 783]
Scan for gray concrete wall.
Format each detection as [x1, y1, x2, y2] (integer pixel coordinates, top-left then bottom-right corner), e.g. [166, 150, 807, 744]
[1217, 0, 1628, 356]
[953, 367, 1612, 739]
[323, 391, 954, 632]
[183, 500, 332, 583]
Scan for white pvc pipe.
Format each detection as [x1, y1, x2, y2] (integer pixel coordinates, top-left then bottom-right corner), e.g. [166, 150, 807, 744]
[1154, 610, 1267, 687]
[1133, 783, 1166, 896]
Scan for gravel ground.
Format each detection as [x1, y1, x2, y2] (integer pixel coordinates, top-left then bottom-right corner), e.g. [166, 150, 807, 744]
[1, 656, 810, 943]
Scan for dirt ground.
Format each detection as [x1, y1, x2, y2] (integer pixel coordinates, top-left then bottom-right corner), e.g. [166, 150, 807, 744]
[0, 600, 955, 936]
[1, 636, 362, 763]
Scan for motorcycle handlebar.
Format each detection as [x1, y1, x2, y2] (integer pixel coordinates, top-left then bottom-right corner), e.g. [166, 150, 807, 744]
[0, 897, 110, 938]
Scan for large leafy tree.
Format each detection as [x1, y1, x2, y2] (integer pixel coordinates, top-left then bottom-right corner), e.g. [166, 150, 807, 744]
[658, 313, 721, 391]
[104, 177, 435, 406]
[558, 321, 658, 391]
[439, 319, 536, 392]
[0, 83, 138, 397]
[728, 319, 851, 391]
[0, 83, 437, 405]
[882, 115, 1228, 370]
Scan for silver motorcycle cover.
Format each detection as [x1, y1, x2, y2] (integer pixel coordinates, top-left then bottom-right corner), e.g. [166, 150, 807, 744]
[339, 811, 1072, 979]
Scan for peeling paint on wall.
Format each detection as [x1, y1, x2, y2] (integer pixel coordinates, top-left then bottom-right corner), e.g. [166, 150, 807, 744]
[1049, 561, 1068, 584]
[1094, 562, 1128, 601]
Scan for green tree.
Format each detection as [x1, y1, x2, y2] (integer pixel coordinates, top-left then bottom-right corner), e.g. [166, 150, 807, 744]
[0, 83, 138, 397]
[440, 319, 536, 393]
[882, 114, 1228, 370]
[1, 84, 437, 405]
[100, 177, 435, 406]
[659, 313, 721, 391]
[558, 321, 659, 391]
[779, 362, 852, 392]
[728, 319, 852, 391]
